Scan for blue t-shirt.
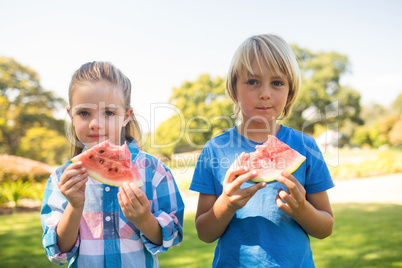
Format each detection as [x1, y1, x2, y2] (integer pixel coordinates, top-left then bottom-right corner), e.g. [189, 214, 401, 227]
[190, 125, 334, 268]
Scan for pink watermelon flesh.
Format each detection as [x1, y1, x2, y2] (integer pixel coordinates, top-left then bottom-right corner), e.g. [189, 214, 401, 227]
[71, 140, 143, 187]
[238, 135, 306, 183]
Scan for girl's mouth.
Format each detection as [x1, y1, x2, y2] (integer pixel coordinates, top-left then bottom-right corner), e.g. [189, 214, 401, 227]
[88, 135, 106, 139]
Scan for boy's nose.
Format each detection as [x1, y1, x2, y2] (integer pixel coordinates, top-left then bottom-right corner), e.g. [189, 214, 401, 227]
[259, 84, 271, 99]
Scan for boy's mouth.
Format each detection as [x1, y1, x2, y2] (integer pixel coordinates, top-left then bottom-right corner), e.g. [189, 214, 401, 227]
[256, 106, 272, 110]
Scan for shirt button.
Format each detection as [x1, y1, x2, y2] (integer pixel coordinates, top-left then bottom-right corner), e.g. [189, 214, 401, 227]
[105, 216, 111, 222]
[105, 186, 110, 192]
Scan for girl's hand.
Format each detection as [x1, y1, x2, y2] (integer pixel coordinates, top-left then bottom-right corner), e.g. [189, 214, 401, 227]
[275, 171, 307, 218]
[118, 183, 152, 229]
[59, 161, 88, 209]
[222, 153, 266, 212]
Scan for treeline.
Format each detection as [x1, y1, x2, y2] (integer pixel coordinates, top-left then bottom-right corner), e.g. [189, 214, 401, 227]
[145, 45, 402, 158]
[1, 48, 401, 166]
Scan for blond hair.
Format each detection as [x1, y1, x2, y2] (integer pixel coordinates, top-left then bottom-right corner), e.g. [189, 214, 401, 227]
[226, 34, 301, 119]
[67, 61, 142, 157]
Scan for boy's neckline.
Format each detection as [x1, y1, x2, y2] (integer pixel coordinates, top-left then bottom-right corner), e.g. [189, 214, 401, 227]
[235, 123, 284, 144]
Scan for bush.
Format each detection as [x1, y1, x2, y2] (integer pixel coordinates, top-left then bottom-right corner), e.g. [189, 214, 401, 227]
[1, 181, 32, 213]
[0, 154, 52, 183]
[330, 150, 402, 180]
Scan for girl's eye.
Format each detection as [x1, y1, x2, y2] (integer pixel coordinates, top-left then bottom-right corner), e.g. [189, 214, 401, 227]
[105, 111, 115, 117]
[78, 111, 90, 117]
[272, 81, 284, 87]
[246, 80, 259, 86]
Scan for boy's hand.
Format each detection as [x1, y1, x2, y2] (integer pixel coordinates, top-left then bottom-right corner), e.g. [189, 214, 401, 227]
[59, 161, 88, 209]
[275, 171, 307, 218]
[222, 152, 266, 212]
[118, 182, 152, 229]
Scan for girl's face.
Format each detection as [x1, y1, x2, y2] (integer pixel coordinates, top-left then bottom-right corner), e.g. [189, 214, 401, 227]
[236, 59, 289, 128]
[67, 81, 133, 148]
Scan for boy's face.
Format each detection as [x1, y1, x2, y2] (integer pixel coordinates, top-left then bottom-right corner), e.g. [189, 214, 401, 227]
[236, 59, 289, 127]
[67, 81, 133, 148]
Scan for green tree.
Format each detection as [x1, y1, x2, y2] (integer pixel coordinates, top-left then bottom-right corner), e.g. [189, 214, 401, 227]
[0, 57, 66, 156]
[351, 126, 372, 147]
[150, 74, 235, 157]
[285, 46, 362, 135]
[17, 127, 70, 165]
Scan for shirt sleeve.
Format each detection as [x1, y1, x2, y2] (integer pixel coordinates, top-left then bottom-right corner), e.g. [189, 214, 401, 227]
[40, 165, 80, 265]
[140, 162, 184, 255]
[304, 138, 335, 194]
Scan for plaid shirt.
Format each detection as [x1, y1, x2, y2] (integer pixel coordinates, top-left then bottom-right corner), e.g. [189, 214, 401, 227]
[40, 140, 184, 267]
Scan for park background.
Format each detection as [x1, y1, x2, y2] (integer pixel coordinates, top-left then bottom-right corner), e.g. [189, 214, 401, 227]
[0, 0, 401, 267]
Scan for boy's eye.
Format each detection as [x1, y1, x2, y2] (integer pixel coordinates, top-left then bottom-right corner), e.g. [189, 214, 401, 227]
[246, 80, 259, 86]
[272, 81, 284, 87]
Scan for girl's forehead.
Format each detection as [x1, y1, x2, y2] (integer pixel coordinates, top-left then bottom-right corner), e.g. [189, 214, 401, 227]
[71, 82, 125, 108]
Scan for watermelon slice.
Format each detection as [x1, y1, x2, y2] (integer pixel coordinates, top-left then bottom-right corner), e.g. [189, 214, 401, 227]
[238, 135, 306, 183]
[72, 140, 143, 187]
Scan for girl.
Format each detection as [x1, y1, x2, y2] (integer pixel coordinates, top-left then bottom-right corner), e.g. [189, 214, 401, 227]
[190, 34, 334, 267]
[41, 61, 184, 267]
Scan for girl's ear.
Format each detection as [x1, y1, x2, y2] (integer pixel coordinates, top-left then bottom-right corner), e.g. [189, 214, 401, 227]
[123, 108, 134, 127]
[67, 107, 76, 127]
[66, 107, 73, 120]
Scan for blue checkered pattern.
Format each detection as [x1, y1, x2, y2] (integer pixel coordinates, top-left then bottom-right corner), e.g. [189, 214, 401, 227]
[41, 140, 184, 267]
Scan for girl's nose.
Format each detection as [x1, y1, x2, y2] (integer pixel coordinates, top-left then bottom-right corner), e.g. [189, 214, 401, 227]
[89, 116, 104, 129]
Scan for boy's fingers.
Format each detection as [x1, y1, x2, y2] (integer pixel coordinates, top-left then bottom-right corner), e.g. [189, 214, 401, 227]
[235, 170, 257, 185]
[227, 166, 249, 183]
[243, 181, 266, 197]
[226, 170, 258, 193]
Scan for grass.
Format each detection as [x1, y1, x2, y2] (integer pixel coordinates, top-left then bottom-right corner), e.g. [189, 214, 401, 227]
[158, 213, 217, 267]
[310, 203, 402, 268]
[1, 203, 402, 267]
[0, 213, 54, 268]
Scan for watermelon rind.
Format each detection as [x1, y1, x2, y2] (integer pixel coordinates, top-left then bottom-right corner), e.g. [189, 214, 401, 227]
[86, 169, 143, 187]
[249, 155, 306, 183]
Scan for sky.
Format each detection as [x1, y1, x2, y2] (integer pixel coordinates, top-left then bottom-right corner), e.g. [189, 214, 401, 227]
[1, 0, 401, 134]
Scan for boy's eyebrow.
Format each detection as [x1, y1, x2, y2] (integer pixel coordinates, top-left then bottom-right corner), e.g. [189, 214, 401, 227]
[244, 72, 286, 80]
[271, 75, 286, 80]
